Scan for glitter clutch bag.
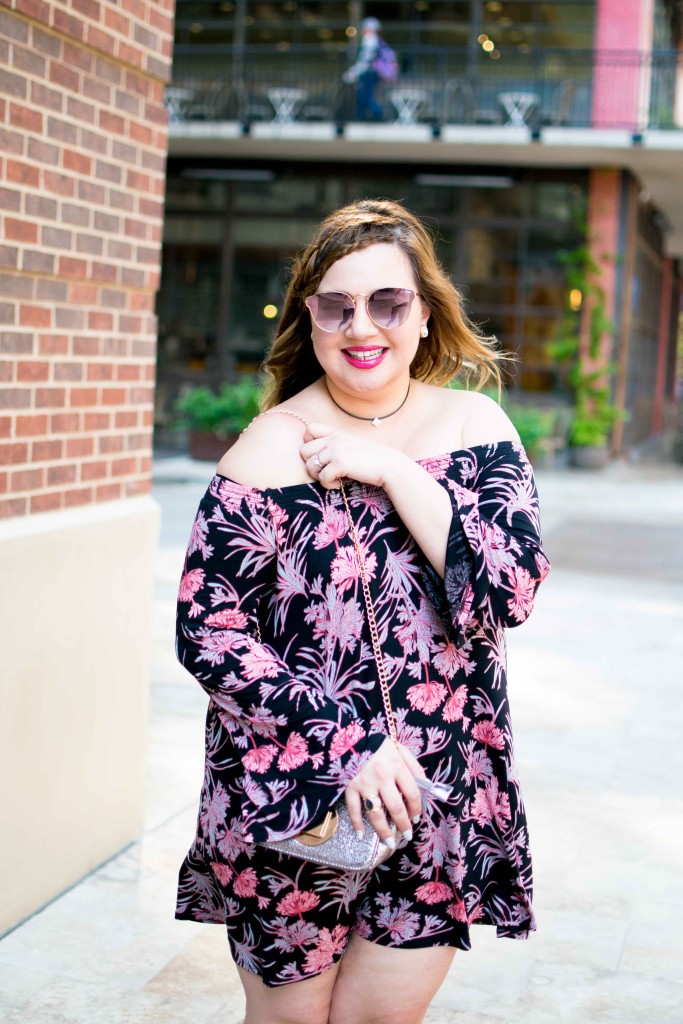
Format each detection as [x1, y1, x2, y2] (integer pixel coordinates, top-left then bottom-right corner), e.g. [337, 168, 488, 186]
[259, 477, 452, 871]
[262, 776, 452, 871]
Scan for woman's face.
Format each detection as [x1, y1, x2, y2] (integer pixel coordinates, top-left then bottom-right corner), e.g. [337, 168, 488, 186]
[307, 242, 429, 398]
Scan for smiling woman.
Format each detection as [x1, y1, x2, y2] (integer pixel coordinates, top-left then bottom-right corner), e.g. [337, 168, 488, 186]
[174, 198, 550, 1024]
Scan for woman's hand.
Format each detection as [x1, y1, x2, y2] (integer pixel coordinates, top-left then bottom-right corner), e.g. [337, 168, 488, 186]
[301, 421, 404, 490]
[345, 738, 426, 847]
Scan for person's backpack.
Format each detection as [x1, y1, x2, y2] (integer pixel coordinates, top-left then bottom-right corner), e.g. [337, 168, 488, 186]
[373, 39, 398, 81]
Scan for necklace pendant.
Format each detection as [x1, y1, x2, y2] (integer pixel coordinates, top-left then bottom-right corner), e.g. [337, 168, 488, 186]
[371, 417, 381, 428]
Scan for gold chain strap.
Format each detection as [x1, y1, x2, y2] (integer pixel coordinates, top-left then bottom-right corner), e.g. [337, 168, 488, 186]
[339, 480, 398, 746]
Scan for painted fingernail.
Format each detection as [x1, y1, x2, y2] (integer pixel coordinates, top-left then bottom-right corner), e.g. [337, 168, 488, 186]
[355, 829, 364, 840]
[402, 829, 413, 841]
[411, 815, 420, 824]
[383, 836, 396, 850]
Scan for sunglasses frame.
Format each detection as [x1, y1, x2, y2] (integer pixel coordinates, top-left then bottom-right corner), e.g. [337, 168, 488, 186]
[304, 287, 419, 333]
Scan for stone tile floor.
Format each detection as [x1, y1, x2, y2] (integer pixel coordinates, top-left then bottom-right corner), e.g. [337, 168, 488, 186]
[1, 457, 683, 1023]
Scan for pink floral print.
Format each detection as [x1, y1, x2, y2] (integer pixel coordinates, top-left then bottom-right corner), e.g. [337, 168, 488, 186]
[175, 441, 549, 986]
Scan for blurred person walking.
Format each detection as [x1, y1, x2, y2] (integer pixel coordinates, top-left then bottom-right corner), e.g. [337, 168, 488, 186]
[174, 198, 550, 1023]
[343, 17, 396, 121]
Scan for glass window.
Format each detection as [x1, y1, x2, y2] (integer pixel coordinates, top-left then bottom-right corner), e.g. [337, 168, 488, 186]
[155, 240, 224, 433]
[165, 176, 227, 212]
[516, 313, 564, 390]
[174, 0, 236, 46]
[233, 175, 342, 214]
[530, 181, 585, 222]
[463, 226, 519, 288]
[228, 245, 290, 366]
[163, 215, 223, 244]
[245, 2, 353, 45]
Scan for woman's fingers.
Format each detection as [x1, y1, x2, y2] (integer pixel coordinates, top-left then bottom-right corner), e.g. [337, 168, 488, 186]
[396, 741, 427, 779]
[363, 801, 396, 848]
[345, 787, 364, 836]
[301, 425, 388, 490]
[303, 421, 335, 442]
[379, 782, 415, 841]
[345, 739, 424, 845]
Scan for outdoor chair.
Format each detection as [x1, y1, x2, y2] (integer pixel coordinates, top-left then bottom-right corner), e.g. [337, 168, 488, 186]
[540, 79, 576, 126]
[300, 82, 343, 122]
[239, 82, 273, 122]
[441, 78, 475, 123]
[179, 77, 245, 121]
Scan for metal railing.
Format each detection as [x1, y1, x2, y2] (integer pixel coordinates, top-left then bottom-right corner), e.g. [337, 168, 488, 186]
[166, 45, 682, 132]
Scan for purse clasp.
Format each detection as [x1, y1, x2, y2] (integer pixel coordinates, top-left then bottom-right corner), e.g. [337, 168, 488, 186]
[295, 809, 339, 847]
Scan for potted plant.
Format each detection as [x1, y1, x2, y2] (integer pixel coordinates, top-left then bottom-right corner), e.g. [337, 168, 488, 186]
[505, 402, 557, 466]
[547, 239, 626, 469]
[566, 369, 625, 469]
[175, 377, 262, 461]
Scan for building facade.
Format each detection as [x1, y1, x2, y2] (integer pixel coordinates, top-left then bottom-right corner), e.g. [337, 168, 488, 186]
[160, 0, 683, 453]
[0, 0, 173, 932]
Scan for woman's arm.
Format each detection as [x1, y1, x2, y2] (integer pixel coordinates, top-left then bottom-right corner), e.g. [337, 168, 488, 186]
[176, 476, 385, 841]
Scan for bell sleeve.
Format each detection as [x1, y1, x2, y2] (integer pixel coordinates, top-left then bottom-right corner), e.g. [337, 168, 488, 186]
[422, 442, 550, 643]
[175, 475, 385, 843]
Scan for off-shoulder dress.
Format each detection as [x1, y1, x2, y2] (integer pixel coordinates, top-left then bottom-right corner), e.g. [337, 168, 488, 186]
[175, 440, 550, 986]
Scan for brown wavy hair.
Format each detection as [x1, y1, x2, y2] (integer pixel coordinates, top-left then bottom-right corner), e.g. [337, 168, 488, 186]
[261, 198, 502, 409]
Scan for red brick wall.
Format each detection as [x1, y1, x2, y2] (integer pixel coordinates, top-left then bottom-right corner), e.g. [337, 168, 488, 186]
[0, 0, 174, 517]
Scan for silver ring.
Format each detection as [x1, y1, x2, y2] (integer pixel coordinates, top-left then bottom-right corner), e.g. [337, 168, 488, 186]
[313, 453, 323, 470]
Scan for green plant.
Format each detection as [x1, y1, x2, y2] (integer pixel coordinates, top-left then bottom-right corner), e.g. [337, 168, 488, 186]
[547, 240, 626, 448]
[505, 403, 556, 458]
[175, 377, 262, 437]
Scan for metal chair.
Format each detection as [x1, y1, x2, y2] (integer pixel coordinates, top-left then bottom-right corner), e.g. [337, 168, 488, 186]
[541, 79, 576, 126]
[181, 77, 245, 120]
[441, 78, 475, 123]
[299, 81, 342, 122]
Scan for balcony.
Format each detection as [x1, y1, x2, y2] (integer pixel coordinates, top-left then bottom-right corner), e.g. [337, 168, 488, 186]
[165, 44, 683, 255]
[166, 44, 683, 134]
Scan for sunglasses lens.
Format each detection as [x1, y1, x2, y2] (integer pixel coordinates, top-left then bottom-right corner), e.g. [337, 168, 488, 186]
[306, 293, 354, 332]
[306, 288, 416, 331]
[367, 288, 415, 328]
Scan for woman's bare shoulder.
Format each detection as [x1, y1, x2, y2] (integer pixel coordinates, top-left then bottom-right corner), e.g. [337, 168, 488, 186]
[215, 409, 312, 488]
[432, 386, 519, 448]
[455, 390, 519, 448]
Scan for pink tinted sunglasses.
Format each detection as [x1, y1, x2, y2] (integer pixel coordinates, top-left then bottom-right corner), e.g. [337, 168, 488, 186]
[305, 287, 418, 333]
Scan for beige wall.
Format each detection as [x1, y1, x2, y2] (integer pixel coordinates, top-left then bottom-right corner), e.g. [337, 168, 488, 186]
[0, 497, 159, 934]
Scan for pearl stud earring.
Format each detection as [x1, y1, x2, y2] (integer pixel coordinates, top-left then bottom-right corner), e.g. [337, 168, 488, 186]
[420, 324, 429, 339]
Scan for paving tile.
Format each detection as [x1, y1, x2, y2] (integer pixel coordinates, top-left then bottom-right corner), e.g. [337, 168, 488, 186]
[144, 926, 240, 1005]
[0, 976, 220, 1024]
[507, 960, 683, 1024]
[424, 1012, 505, 1023]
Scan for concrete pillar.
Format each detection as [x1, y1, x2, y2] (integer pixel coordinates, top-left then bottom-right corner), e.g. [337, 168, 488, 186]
[0, 0, 173, 933]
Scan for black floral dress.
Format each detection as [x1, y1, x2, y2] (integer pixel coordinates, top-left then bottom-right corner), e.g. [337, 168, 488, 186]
[175, 441, 550, 986]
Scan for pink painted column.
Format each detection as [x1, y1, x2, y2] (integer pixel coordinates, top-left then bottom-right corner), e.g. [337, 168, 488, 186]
[675, 40, 683, 127]
[592, 0, 654, 129]
[652, 259, 673, 433]
[584, 169, 620, 366]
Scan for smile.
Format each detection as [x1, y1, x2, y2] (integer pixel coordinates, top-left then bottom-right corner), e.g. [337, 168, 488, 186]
[343, 347, 386, 363]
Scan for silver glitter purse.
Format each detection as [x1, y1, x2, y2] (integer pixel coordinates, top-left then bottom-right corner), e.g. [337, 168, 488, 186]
[259, 478, 452, 872]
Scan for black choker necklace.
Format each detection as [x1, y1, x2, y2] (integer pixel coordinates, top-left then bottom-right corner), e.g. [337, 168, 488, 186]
[326, 381, 411, 428]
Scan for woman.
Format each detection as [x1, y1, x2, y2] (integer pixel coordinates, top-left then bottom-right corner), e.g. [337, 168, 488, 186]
[342, 17, 386, 121]
[175, 199, 550, 1024]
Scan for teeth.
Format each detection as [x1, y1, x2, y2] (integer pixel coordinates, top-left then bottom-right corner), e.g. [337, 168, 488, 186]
[346, 348, 384, 361]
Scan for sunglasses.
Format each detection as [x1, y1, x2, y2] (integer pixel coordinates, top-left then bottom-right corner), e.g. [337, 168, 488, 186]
[305, 287, 418, 333]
